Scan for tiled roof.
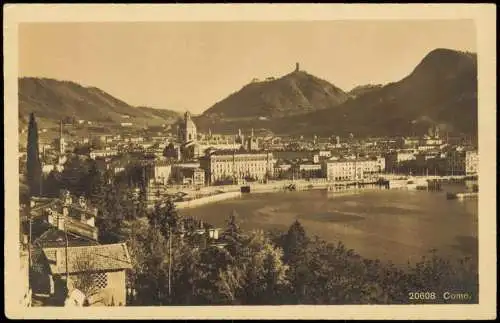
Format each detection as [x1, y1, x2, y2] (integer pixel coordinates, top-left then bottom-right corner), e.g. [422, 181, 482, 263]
[42, 243, 132, 274]
[34, 228, 100, 249]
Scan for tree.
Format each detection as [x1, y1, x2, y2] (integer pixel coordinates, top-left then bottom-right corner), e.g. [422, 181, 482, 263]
[220, 210, 246, 260]
[240, 230, 289, 304]
[59, 155, 93, 196]
[43, 170, 62, 197]
[96, 182, 125, 244]
[26, 113, 42, 197]
[86, 161, 104, 202]
[148, 199, 183, 240]
[71, 254, 105, 306]
[281, 220, 310, 303]
[283, 220, 309, 263]
[127, 218, 171, 305]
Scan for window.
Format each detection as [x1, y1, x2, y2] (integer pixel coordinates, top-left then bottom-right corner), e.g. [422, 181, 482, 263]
[92, 272, 108, 289]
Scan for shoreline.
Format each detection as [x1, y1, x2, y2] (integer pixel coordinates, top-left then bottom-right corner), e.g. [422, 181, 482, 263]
[170, 175, 475, 210]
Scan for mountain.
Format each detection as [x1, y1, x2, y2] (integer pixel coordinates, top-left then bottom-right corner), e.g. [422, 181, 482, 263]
[348, 84, 384, 98]
[18, 77, 180, 129]
[135, 106, 181, 122]
[199, 69, 348, 123]
[286, 48, 478, 137]
[197, 48, 478, 137]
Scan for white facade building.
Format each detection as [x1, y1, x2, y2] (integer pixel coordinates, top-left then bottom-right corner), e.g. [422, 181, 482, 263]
[200, 151, 274, 185]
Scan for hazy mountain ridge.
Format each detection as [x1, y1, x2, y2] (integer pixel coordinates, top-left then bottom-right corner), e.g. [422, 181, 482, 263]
[19, 48, 478, 138]
[197, 48, 478, 137]
[18, 77, 180, 128]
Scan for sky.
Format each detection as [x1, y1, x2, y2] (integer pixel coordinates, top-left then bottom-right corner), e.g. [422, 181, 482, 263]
[19, 20, 476, 114]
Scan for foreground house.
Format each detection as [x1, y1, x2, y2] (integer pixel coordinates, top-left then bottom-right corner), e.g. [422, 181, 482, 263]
[34, 243, 132, 306]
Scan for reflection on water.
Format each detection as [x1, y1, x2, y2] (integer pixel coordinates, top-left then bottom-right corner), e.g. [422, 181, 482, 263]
[181, 185, 478, 265]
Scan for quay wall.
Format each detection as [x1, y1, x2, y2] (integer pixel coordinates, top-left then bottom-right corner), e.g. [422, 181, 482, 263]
[175, 191, 242, 210]
[161, 175, 471, 210]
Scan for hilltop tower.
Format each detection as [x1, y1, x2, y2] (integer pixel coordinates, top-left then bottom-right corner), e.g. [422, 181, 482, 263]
[295, 62, 300, 72]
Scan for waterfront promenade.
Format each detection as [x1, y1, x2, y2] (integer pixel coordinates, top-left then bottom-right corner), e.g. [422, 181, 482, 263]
[152, 175, 476, 210]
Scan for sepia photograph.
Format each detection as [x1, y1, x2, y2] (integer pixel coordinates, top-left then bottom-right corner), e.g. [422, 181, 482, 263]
[4, 4, 496, 320]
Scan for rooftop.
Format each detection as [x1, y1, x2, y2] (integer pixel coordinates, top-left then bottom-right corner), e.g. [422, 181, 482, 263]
[326, 157, 380, 163]
[205, 150, 272, 157]
[34, 227, 100, 249]
[42, 243, 132, 274]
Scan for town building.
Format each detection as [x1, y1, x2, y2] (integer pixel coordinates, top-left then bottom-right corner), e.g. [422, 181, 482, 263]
[175, 167, 205, 186]
[244, 128, 259, 151]
[465, 150, 479, 175]
[422, 136, 443, 146]
[151, 159, 172, 185]
[323, 159, 363, 182]
[415, 152, 447, 176]
[170, 162, 203, 185]
[295, 162, 323, 179]
[273, 161, 293, 179]
[446, 149, 478, 176]
[41, 243, 132, 306]
[30, 227, 101, 303]
[26, 191, 122, 306]
[200, 151, 274, 185]
[181, 141, 203, 160]
[323, 157, 385, 182]
[89, 148, 119, 160]
[130, 137, 144, 144]
[384, 150, 416, 173]
[400, 137, 420, 148]
[29, 192, 99, 241]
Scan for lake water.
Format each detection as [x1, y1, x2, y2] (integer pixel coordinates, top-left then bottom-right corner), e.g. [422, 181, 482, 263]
[180, 185, 478, 265]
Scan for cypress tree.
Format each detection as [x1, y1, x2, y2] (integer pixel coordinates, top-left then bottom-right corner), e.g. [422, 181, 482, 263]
[26, 113, 42, 197]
